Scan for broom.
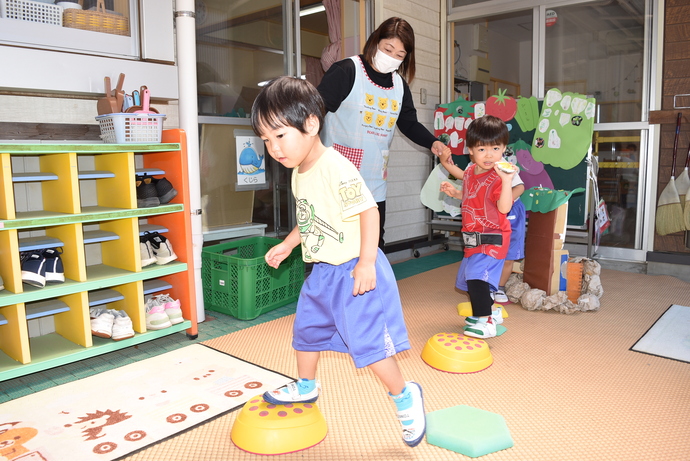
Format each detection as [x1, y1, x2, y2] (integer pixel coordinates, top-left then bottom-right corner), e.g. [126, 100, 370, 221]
[656, 113, 685, 236]
[683, 142, 690, 230]
[677, 142, 690, 215]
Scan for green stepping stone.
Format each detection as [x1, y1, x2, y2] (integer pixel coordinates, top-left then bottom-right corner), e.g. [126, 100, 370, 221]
[426, 405, 514, 457]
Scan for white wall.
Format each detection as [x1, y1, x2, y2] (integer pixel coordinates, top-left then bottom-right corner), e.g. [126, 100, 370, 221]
[379, 0, 443, 244]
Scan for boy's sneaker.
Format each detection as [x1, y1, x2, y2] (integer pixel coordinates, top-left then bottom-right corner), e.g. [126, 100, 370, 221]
[493, 289, 509, 304]
[21, 251, 47, 288]
[153, 177, 178, 204]
[43, 248, 65, 284]
[144, 231, 177, 265]
[391, 381, 426, 447]
[465, 305, 504, 326]
[463, 316, 497, 339]
[110, 309, 135, 341]
[140, 237, 157, 267]
[263, 379, 321, 405]
[136, 176, 161, 208]
[145, 297, 172, 330]
[155, 293, 184, 325]
[90, 307, 115, 338]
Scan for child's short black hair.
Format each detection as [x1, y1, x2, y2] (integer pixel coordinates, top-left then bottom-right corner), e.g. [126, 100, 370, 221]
[250, 76, 325, 136]
[466, 115, 510, 148]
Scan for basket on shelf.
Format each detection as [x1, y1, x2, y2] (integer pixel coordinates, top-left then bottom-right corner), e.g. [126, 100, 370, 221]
[62, 0, 129, 36]
[96, 113, 166, 144]
[0, 0, 62, 26]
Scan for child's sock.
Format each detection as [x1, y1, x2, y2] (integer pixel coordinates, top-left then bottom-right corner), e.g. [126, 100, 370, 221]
[475, 316, 489, 324]
[390, 386, 413, 424]
[295, 378, 316, 395]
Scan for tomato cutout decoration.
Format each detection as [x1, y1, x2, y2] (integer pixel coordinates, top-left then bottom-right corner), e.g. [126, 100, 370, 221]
[485, 88, 518, 122]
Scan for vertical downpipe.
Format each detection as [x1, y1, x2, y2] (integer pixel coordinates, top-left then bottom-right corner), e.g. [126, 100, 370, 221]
[174, 0, 205, 322]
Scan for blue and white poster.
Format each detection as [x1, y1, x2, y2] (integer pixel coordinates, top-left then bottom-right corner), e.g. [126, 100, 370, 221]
[236, 135, 266, 188]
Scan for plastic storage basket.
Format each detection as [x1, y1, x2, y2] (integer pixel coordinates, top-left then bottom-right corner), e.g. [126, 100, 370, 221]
[202, 237, 304, 320]
[96, 113, 165, 144]
[0, 0, 62, 25]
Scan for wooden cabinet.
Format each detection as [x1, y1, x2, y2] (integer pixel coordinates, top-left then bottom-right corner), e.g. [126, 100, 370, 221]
[0, 129, 197, 382]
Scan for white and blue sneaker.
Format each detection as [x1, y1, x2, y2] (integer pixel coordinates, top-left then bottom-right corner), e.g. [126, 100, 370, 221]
[21, 250, 47, 288]
[43, 248, 65, 284]
[263, 379, 320, 404]
[391, 381, 426, 447]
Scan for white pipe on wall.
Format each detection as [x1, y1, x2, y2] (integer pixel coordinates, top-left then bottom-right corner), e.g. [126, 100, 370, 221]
[174, 0, 205, 323]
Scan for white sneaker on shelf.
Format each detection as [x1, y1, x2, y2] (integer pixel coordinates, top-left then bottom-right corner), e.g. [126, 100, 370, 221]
[90, 307, 115, 338]
[110, 310, 135, 341]
[140, 238, 157, 267]
[144, 232, 177, 265]
[145, 297, 172, 330]
[155, 293, 184, 325]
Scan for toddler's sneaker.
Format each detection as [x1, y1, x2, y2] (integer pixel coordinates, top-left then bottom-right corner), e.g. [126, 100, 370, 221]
[263, 379, 321, 405]
[140, 237, 157, 267]
[153, 177, 178, 204]
[145, 297, 172, 330]
[110, 309, 135, 341]
[136, 176, 160, 208]
[144, 232, 177, 265]
[391, 381, 426, 447]
[493, 289, 509, 304]
[463, 316, 497, 339]
[43, 248, 65, 284]
[90, 307, 115, 338]
[21, 251, 47, 288]
[465, 305, 504, 326]
[155, 293, 184, 325]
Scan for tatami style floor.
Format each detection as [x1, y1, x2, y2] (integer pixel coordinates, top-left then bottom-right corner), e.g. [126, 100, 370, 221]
[2, 251, 689, 460]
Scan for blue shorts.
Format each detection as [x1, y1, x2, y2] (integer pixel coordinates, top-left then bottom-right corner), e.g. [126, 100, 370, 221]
[506, 199, 526, 260]
[292, 248, 411, 368]
[455, 253, 504, 293]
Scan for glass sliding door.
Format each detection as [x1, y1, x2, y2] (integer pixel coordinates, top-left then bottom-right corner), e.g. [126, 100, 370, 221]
[196, 0, 361, 238]
[453, 10, 533, 103]
[448, 0, 653, 256]
[543, 2, 646, 124]
[542, 1, 648, 251]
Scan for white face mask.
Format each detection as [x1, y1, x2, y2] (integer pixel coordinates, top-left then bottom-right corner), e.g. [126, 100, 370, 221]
[372, 49, 403, 74]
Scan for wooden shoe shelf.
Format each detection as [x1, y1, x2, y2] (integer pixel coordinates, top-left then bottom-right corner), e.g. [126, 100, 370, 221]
[0, 129, 197, 382]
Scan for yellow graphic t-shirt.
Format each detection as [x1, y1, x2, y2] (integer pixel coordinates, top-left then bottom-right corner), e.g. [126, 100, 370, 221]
[291, 147, 377, 265]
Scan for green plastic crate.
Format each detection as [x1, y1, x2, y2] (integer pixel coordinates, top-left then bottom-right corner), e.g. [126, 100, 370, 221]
[201, 236, 304, 320]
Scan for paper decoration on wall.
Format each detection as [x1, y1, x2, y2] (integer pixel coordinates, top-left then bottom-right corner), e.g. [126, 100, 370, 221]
[511, 139, 554, 191]
[531, 88, 596, 170]
[420, 163, 463, 217]
[485, 89, 518, 122]
[236, 135, 266, 187]
[513, 96, 539, 132]
[520, 186, 585, 213]
[434, 98, 477, 156]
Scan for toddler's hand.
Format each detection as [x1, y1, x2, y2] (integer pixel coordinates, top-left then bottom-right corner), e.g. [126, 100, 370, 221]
[440, 181, 462, 199]
[265, 242, 291, 269]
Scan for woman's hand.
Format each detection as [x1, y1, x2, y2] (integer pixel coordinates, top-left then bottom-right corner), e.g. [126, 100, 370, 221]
[431, 140, 449, 158]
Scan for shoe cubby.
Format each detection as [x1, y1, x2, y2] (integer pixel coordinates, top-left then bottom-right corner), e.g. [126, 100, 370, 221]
[0, 130, 197, 381]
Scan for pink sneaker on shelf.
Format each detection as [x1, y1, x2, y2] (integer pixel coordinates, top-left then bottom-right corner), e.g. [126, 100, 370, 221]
[155, 293, 184, 325]
[145, 297, 172, 330]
